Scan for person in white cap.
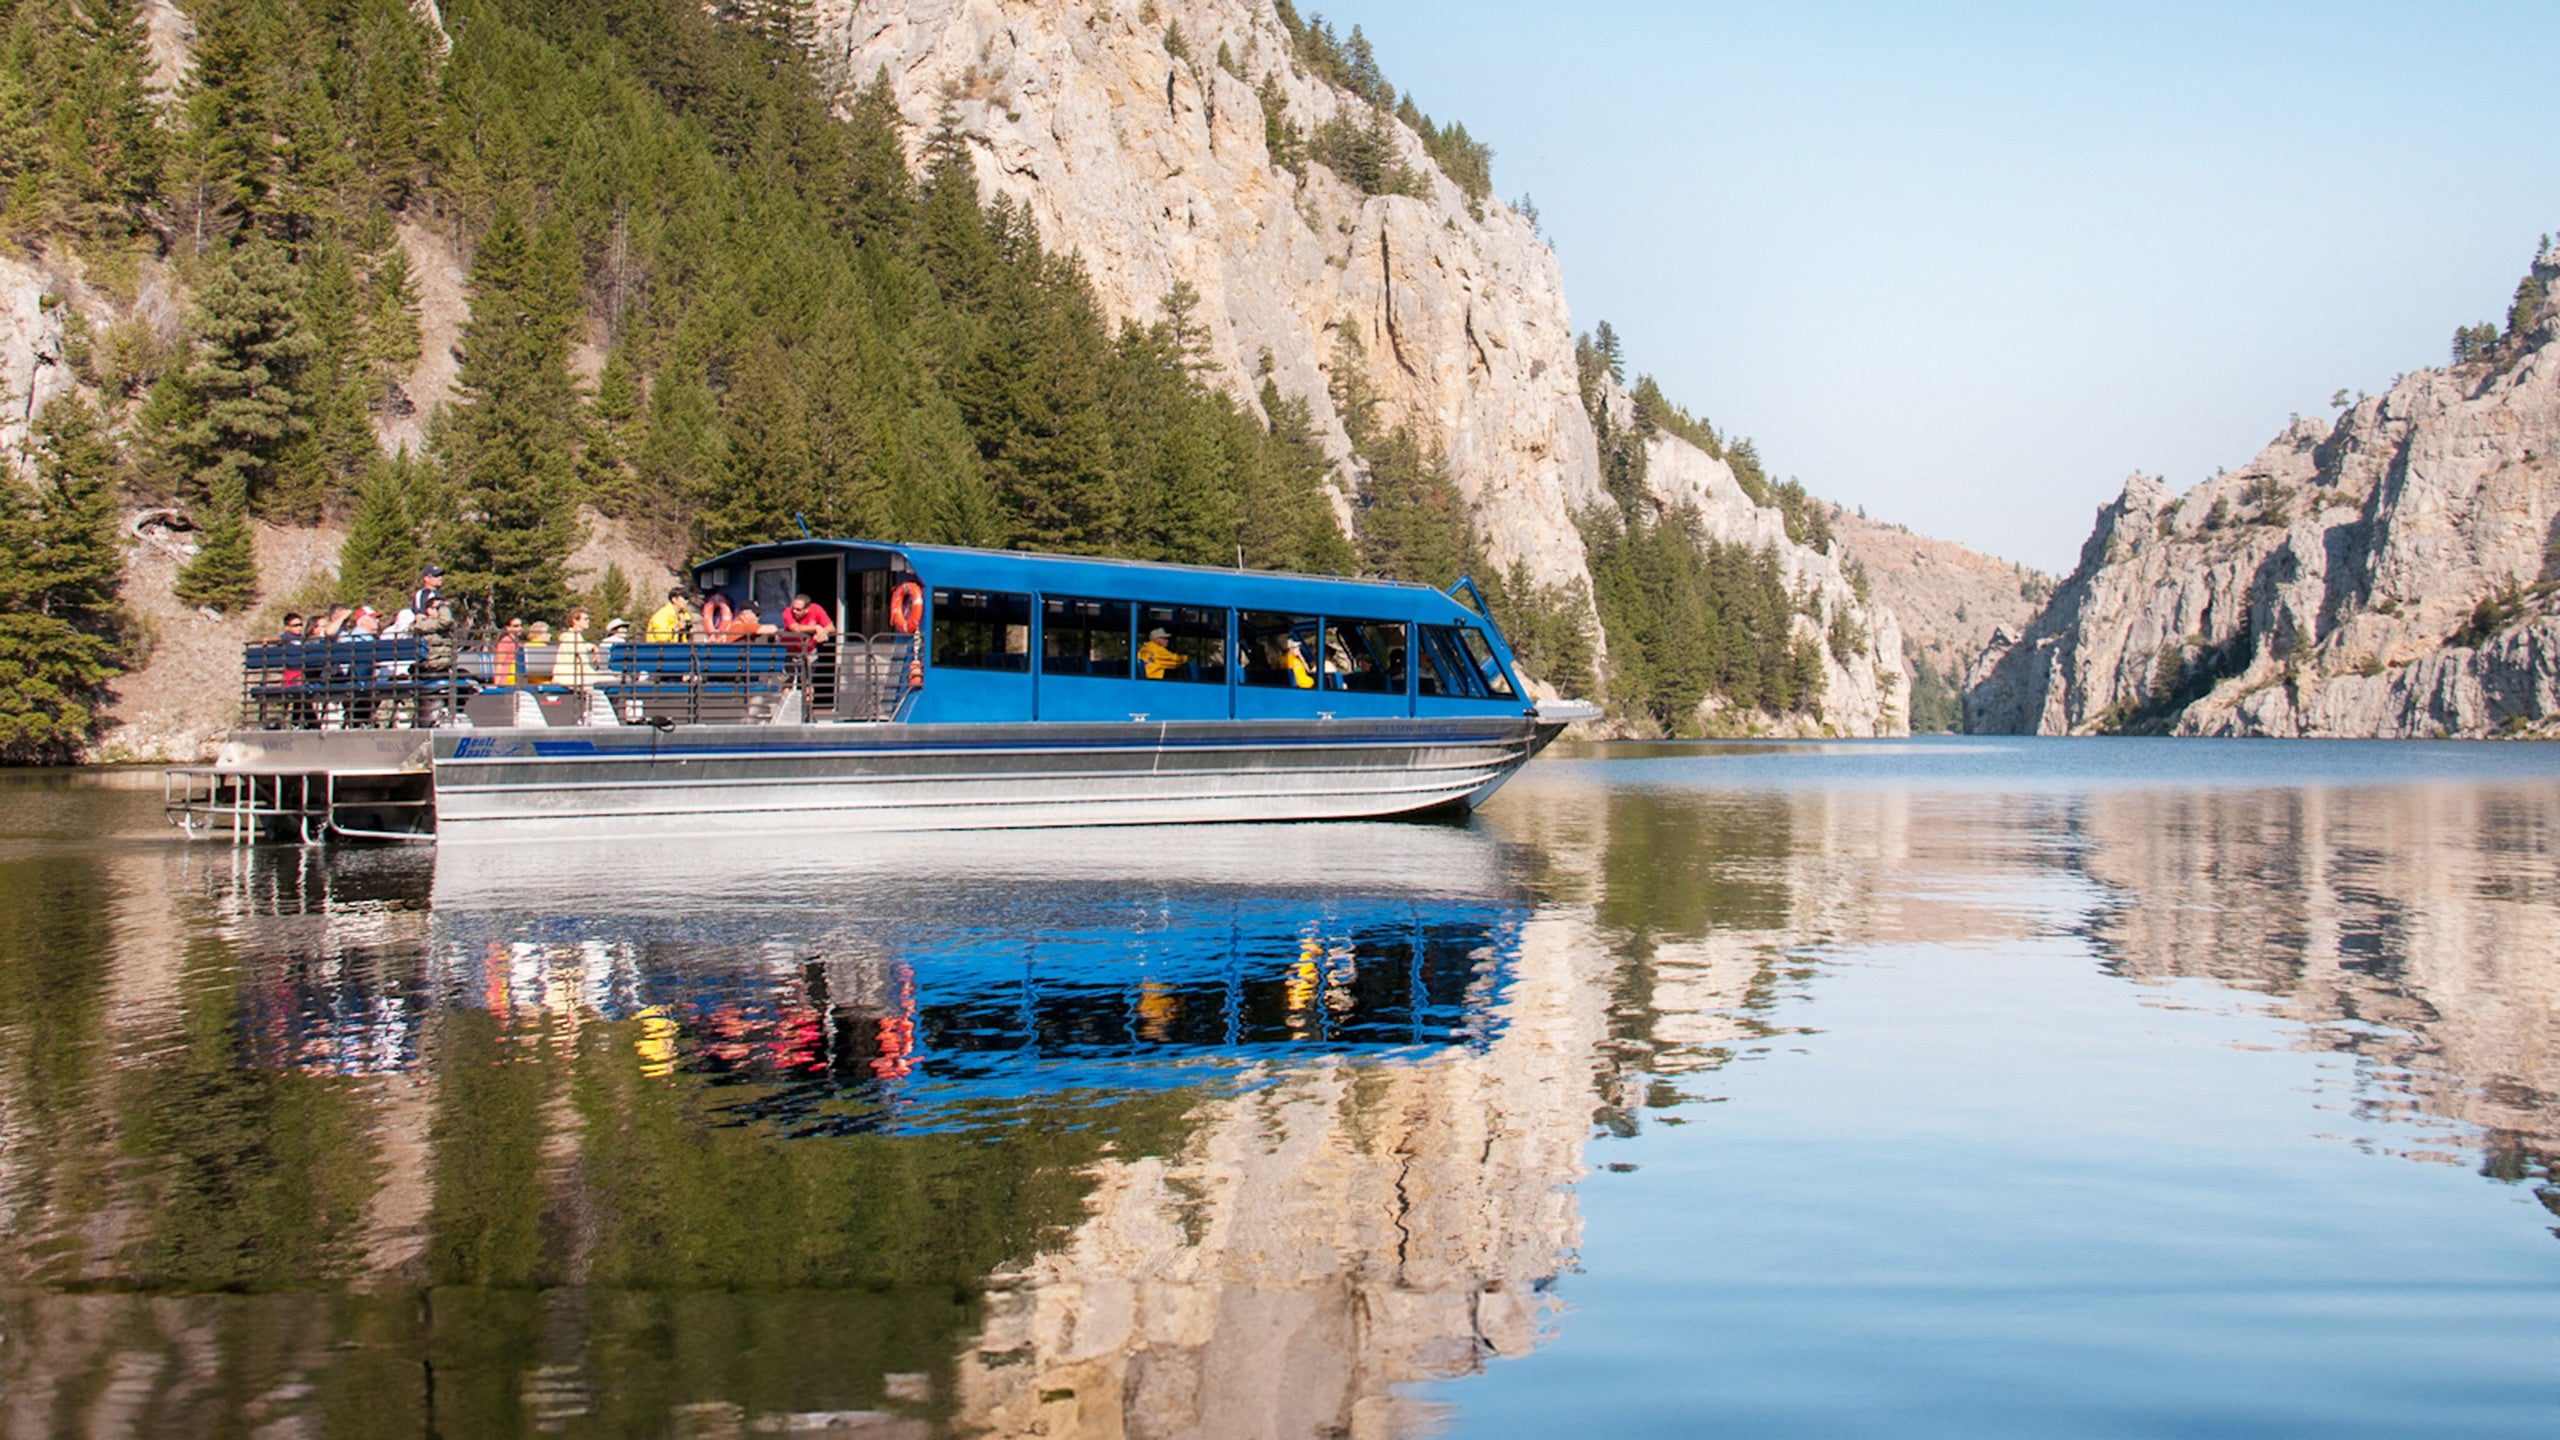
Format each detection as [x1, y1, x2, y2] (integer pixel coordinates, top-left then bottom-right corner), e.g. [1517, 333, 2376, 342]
[1138, 624, 1185, 680]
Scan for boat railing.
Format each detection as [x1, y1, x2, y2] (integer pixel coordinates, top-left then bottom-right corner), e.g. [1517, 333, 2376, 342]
[238, 638, 469, 730]
[234, 632, 922, 731]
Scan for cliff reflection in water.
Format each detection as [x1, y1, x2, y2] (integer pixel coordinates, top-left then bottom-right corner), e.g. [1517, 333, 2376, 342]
[2073, 782, 2560, 1185]
[0, 820, 1601, 1439]
[1496, 751, 2560, 1220]
[2, 750, 2556, 1437]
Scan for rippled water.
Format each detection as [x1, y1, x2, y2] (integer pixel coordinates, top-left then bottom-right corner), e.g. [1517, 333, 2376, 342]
[1, 738, 2555, 1437]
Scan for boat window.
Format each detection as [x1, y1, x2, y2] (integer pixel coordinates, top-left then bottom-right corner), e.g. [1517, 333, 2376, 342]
[1458, 628, 1519, 698]
[932, 589, 1031, 672]
[1042, 596, 1132, 678]
[1322, 619, 1407, 693]
[1238, 611, 1321, 688]
[1416, 625, 1488, 699]
[750, 564, 795, 620]
[1135, 603, 1227, 683]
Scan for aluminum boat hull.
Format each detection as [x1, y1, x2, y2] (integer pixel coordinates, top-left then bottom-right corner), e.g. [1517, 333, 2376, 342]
[428, 715, 1563, 839]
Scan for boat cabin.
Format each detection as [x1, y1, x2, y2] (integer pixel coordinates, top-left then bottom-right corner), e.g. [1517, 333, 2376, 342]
[689, 539, 1533, 725]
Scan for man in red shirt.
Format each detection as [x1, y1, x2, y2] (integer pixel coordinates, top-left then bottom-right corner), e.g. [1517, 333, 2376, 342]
[780, 592, 835, 644]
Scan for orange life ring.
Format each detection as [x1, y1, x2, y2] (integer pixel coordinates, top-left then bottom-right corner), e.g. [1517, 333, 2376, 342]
[699, 594, 734, 633]
[889, 580, 924, 634]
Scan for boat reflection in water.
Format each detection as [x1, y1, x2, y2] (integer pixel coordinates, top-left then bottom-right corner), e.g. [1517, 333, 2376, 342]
[417, 825, 1590, 1439]
[1, 821, 1592, 1439]
[423, 826, 1523, 1134]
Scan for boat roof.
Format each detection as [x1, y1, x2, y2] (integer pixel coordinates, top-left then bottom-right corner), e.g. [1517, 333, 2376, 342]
[692, 539, 1491, 622]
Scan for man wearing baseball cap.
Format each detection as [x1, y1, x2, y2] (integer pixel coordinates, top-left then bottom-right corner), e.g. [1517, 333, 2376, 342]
[411, 565, 445, 621]
[1138, 625, 1185, 680]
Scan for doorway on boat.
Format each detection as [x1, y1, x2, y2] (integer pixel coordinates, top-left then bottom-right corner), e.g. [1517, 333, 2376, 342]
[794, 558, 842, 711]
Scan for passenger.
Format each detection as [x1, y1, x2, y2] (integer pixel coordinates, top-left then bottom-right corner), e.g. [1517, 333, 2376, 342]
[494, 616, 525, 685]
[1138, 626, 1184, 680]
[276, 614, 307, 699]
[780, 591, 835, 644]
[1282, 633, 1315, 689]
[411, 564, 444, 620]
[310, 603, 352, 639]
[381, 605, 416, 638]
[646, 588, 697, 642]
[719, 604, 777, 642]
[523, 621, 553, 682]
[335, 611, 384, 724]
[412, 598, 461, 675]
[601, 617, 633, 686]
[554, 608, 601, 685]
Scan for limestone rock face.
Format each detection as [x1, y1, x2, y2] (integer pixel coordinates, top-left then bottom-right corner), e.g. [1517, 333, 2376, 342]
[812, 0, 1908, 735]
[814, 0, 1601, 590]
[0, 255, 76, 463]
[1625, 393, 1907, 735]
[1968, 246, 2560, 737]
[1829, 508, 2047, 694]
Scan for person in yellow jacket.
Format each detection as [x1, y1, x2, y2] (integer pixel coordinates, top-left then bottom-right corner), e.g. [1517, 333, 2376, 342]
[645, 588, 697, 642]
[1282, 633, 1315, 688]
[1137, 626, 1185, 679]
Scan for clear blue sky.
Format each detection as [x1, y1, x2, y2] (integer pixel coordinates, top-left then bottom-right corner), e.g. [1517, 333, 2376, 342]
[1334, 1, 2560, 572]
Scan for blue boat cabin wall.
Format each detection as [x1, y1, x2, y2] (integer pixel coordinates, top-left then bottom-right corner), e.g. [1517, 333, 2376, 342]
[690, 540, 1533, 725]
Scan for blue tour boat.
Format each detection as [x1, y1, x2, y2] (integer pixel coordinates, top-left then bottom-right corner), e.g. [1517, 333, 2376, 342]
[170, 538, 1599, 841]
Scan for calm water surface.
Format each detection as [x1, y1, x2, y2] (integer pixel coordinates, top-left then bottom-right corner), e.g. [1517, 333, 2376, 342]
[0, 738, 2554, 1436]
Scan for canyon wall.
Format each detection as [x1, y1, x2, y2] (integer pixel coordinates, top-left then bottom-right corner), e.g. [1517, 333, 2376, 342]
[1968, 242, 2560, 737]
[810, 0, 1906, 735]
[4, 0, 1911, 751]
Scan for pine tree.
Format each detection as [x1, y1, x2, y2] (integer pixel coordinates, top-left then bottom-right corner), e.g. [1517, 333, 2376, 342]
[179, 0, 352, 243]
[1256, 71, 1303, 173]
[1244, 380, 1352, 574]
[0, 40, 47, 236]
[438, 202, 583, 621]
[840, 73, 916, 240]
[583, 344, 641, 511]
[273, 241, 374, 521]
[574, 562, 633, 632]
[335, 0, 441, 211]
[360, 239, 422, 413]
[175, 461, 259, 612]
[174, 237, 319, 516]
[40, 0, 162, 238]
[1354, 422, 1470, 586]
[2510, 273, 2549, 339]
[0, 395, 130, 760]
[333, 449, 427, 610]
[1158, 280, 1215, 380]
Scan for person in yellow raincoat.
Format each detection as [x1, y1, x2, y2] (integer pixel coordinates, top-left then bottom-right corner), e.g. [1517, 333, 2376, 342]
[1138, 626, 1185, 679]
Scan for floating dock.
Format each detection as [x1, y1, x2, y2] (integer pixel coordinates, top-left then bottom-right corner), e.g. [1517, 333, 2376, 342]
[166, 728, 436, 844]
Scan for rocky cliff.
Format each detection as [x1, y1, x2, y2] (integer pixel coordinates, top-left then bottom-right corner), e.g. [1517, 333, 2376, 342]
[810, 0, 1907, 735]
[1968, 241, 2560, 737]
[6, 0, 1912, 751]
[1828, 506, 2047, 725]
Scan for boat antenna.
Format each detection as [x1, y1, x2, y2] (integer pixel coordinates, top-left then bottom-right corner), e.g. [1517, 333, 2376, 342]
[794, 512, 811, 538]
[1236, 544, 1245, 571]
